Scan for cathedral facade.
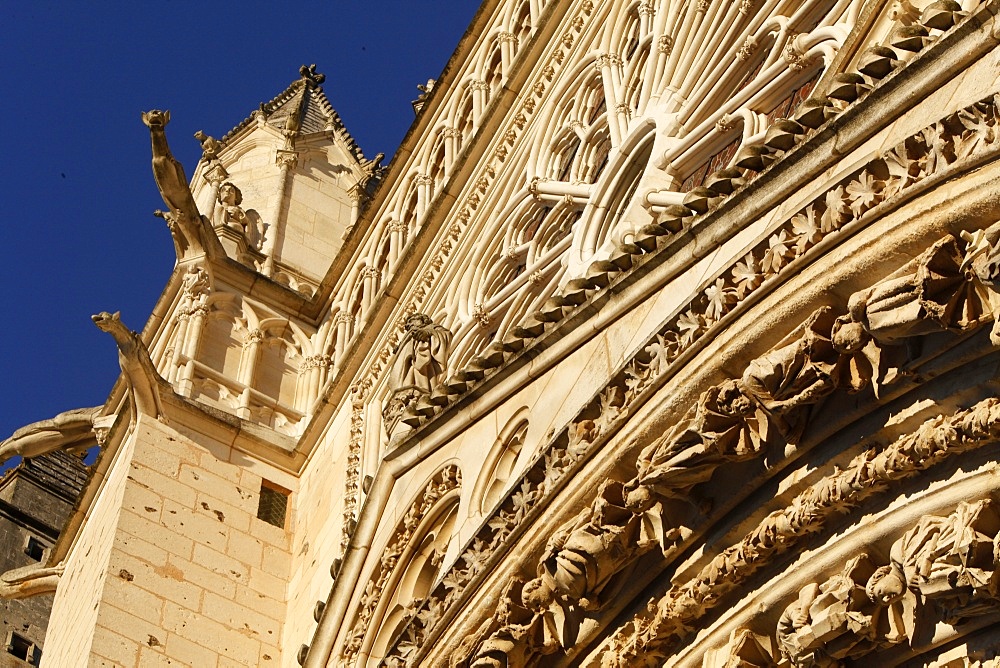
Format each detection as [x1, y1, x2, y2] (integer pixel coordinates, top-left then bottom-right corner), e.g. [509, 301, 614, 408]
[5, 0, 1000, 665]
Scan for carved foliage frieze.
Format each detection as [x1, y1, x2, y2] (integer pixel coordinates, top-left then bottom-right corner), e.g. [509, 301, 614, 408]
[379, 90, 1000, 665]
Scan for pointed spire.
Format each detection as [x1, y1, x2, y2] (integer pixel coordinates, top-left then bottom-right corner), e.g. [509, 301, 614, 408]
[218, 65, 365, 162]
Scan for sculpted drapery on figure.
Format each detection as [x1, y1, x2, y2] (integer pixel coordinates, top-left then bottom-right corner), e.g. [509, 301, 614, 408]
[214, 181, 265, 252]
[459, 224, 1000, 667]
[383, 314, 453, 441]
[772, 500, 1000, 667]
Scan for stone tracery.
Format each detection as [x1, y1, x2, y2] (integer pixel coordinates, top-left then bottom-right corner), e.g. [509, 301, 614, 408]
[380, 81, 1000, 663]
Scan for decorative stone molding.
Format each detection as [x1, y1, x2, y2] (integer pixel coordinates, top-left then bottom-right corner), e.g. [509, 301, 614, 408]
[783, 34, 810, 71]
[275, 149, 298, 169]
[299, 355, 331, 372]
[380, 89, 1000, 663]
[472, 303, 491, 329]
[340, 465, 462, 665]
[658, 35, 674, 55]
[242, 329, 264, 349]
[341, 386, 366, 554]
[604, 400, 1000, 664]
[736, 35, 758, 62]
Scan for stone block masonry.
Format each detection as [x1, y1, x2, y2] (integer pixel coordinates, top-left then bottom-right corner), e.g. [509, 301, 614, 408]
[45, 415, 292, 667]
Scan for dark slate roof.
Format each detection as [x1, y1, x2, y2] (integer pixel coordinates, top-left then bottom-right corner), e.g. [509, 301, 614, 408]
[9, 451, 89, 504]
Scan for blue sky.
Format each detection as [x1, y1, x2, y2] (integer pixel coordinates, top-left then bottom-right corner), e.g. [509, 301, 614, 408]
[0, 2, 479, 445]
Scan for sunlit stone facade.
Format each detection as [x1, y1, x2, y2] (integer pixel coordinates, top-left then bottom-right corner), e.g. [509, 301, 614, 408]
[6, 0, 1000, 666]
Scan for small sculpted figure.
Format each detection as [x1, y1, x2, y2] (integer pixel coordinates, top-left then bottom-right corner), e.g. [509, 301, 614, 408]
[361, 152, 386, 181]
[218, 182, 248, 232]
[889, 499, 1000, 621]
[848, 236, 983, 344]
[92, 311, 168, 425]
[738, 308, 841, 436]
[526, 481, 640, 615]
[961, 219, 1000, 344]
[864, 564, 912, 647]
[625, 380, 761, 513]
[466, 580, 553, 668]
[383, 314, 452, 441]
[776, 557, 874, 666]
[0, 406, 100, 467]
[180, 264, 210, 312]
[389, 314, 452, 393]
[193, 129, 222, 162]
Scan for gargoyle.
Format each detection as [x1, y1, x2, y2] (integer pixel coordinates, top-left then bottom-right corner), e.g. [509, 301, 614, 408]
[0, 563, 64, 600]
[92, 311, 169, 425]
[142, 109, 217, 259]
[0, 406, 100, 468]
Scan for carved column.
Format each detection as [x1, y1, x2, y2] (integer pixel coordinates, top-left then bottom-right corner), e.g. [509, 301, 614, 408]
[388, 219, 407, 271]
[415, 173, 434, 220]
[175, 264, 209, 396]
[596, 55, 623, 147]
[348, 184, 363, 227]
[360, 266, 381, 312]
[297, 354, 330, 413]
[203, 163, 229, 226]
[638, 0, 655, 35]
[263, 149, 299, 276]
[333, 311, 353, 367]
[442, 127, 462, 176]
[498, 31, 517, 75]
[470, 80, 489, 130]
[236, 329, 264, 419]
[168, 312, 189, 386]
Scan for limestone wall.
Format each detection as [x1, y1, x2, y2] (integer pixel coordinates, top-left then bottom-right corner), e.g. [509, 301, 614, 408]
[47, 415, 296, 667]
[45, 418, 139, 666]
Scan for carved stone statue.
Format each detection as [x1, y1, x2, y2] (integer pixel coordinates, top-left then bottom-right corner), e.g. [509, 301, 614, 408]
[463, 580, 555, 668]
[217, 181, 247, 232]
[776, 556, 876, 666]
[0, 406, 100, 467]
[625, 380, 762, 513]
[0, 563, 64, 600]
[193, 129, 222, 162]
[888, 499, 1000, 622]
[738, 307, 841, 441]
[848, 236, 984, 344]
[383, 314, 452, 440]
[92, 311, 168, 425]
[142, 110, 212, 258]
[961, 220, 1000, 344]
[526, 481, 641, 612]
